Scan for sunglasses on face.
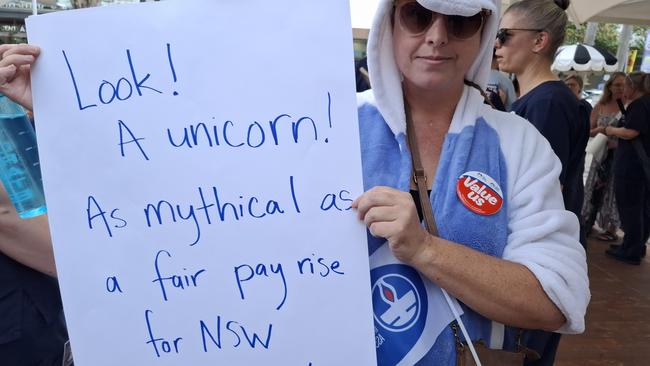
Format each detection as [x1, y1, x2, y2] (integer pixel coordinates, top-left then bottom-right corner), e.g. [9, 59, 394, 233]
[495, 28, 544, 45]
[396, 1, 491, 39]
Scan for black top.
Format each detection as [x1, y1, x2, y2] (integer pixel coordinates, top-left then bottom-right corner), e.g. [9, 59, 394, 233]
[0, 252, 68, 365]
[615, 95, 650, 180]
[512, 81, 590, 226]
[355, 57, 371, 93]
[579, 98, 593, 122]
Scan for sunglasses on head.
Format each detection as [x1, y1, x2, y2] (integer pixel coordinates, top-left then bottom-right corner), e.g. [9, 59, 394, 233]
[495, 28, 544, 45]
[395, 1, 491, 39]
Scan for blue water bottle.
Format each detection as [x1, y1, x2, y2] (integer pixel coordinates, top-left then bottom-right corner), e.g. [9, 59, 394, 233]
[0, 94, 46, 218]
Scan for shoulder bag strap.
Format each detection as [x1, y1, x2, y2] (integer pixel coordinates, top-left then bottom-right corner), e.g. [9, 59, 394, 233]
[403, 96, 439, 237]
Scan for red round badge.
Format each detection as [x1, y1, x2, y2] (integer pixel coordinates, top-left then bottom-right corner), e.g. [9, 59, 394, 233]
[456, 171, 503, 216]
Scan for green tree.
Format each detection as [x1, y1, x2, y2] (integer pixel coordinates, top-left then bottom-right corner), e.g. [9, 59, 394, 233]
[72, 0, 101, 8]
[565, 23, 585, 46]
[565, 23, 645, 55]
[631, 26, 649, 50]
[593, 24, 622, 55]
[630, 26, 649, 70]
[564, 23, 649, 69]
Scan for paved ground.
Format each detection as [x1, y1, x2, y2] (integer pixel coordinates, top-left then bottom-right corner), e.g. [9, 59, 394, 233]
[555, 237, 650, 366]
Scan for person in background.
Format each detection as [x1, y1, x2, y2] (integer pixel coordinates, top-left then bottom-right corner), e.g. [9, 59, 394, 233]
[605, 72, 650, 265]
[355, 56, 371, 92]
[495, 0, 590, 363]
[487, 50, 517, 111]
[0, 184, 69, 365]
[496, 0, 589, 247]
[582, 72, 626, 242]
[0, 44, 70, 366]
[564, 75, 593, 248]
[564, 74, 592, 116]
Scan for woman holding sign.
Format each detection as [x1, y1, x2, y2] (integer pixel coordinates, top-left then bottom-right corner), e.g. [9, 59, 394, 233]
[352, 0, 588, 364]
[0, 0, 589, 364]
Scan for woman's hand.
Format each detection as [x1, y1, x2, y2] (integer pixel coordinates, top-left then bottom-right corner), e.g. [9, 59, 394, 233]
[352, 188, 568, 331]
[352, 186, 429, 265]
[589, 125, 606, 137]
[0, 44, 40, 111]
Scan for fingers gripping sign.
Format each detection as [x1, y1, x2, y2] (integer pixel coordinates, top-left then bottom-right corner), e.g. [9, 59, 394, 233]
[352, 186, 430, 265]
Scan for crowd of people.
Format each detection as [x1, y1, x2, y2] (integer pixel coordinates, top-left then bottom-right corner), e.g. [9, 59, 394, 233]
[1, 0, 649, 364]
[488, 47, 650, 267]
[558, 70, 650, 267]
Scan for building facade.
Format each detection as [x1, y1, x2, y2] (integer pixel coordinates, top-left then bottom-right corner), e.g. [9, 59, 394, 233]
[0, 0, 151, 41]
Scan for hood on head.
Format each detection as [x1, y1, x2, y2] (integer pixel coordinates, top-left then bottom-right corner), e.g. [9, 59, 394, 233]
[366, 0, 500, 135]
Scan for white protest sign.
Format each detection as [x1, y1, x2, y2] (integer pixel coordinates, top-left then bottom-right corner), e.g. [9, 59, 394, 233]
[27, 0, 376, 365]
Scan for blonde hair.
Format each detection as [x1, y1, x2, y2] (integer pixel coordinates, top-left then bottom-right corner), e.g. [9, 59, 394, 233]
[505, 0, 570, 61]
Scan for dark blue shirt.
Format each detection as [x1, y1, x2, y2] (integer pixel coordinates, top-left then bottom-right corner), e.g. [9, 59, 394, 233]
[615, 95, 650, 180]
[0, 252, 68, 365]
[511, 80, 590, 364]
[512, 81, 589, 222]
[580, 98, 593, 122]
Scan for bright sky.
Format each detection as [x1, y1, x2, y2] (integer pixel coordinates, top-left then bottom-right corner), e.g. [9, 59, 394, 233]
[350, 0, 380, 29]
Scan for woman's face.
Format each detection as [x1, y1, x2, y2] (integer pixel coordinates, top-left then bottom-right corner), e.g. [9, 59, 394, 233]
[392, 0, 483, 94]
[609, 75, 625, 101]
[494, 11, 539, 75]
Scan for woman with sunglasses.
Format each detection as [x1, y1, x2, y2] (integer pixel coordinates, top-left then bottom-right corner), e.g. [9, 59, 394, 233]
[604, 72, 650, 265]
[495, 1, 591, 364]
[352, 0, 588, 364]
[0, 0, 589, 364]
[495, 0, 590, 250]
